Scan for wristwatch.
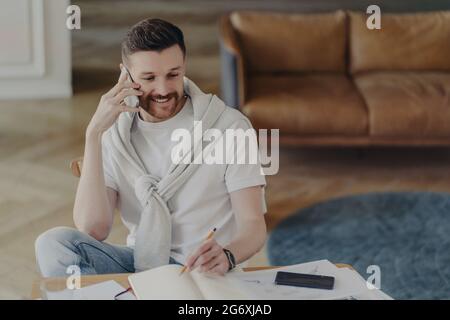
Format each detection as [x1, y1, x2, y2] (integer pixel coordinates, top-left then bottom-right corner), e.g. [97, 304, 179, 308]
[223, 248, 236, 271]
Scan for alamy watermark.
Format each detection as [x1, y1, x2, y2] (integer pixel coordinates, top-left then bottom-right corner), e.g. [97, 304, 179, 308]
[66, 4, 381, 31]
[366, 265, 381, 290]
[66, 265, 81, 290]
[170, 121, 279, 175]
[367, 5, 381, 30]
[66, 5, 81, 30]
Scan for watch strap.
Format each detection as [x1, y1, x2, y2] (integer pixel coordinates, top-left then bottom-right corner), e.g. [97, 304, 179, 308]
[223, 248, 236, 271]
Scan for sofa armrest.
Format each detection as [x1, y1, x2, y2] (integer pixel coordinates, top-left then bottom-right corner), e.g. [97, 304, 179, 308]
[218, 14, 246, 109]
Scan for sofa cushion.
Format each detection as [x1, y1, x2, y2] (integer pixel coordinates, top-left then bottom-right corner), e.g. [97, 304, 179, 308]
[242, 74, 368, 135]
[230, 11, 347, 73]
[350, 11, 450, 73]
[354, 72, 450, 137]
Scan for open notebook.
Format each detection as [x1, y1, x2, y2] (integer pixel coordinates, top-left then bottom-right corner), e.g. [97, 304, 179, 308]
[128, 264, 250, 300]
[128, 260, 393, 300]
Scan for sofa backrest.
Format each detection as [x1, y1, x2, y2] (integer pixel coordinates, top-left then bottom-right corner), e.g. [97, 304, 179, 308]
[229, 11, 347, 73]
[349, 11, 450, 73]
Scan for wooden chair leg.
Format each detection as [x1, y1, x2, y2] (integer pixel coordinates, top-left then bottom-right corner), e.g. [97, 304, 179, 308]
[70, 157, 83, 178]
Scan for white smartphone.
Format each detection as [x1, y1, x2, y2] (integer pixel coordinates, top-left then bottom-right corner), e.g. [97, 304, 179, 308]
[121, 66, 140, 108]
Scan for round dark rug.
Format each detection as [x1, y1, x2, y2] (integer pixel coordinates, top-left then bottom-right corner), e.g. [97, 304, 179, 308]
[267, 192, 450, 299]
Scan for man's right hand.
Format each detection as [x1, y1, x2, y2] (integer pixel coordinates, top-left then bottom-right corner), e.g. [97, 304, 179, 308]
[86, 64, 142, 137]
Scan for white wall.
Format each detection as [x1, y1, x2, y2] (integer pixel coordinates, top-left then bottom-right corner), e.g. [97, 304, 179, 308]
[0, 0, 72, 99]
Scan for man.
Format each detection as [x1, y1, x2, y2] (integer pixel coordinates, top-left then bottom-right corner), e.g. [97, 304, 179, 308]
[35, 18, 267, 277]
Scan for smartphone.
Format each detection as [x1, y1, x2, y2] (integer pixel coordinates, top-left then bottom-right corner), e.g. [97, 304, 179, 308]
[121, 65, 140, 108]
[274, 271, 335, 290]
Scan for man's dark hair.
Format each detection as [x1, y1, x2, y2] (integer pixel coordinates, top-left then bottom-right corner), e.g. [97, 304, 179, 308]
[121, 18, 186, 61]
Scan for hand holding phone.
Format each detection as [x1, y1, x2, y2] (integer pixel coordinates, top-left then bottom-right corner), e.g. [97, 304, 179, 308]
[120, 65, 140, 108]
[86, 65, 142, 136]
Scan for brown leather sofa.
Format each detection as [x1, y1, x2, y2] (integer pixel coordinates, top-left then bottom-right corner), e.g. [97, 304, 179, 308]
[219, 10, 450, 146]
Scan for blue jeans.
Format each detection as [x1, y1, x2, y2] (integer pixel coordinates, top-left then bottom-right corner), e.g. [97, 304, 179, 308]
[35, 226, 180, 277]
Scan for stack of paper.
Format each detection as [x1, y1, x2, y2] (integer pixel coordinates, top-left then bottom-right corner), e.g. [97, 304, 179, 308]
[229, 260, 392, 300]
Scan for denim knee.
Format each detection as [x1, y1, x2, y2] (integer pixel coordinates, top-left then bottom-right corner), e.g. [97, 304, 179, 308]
[35, 226, 83, 277]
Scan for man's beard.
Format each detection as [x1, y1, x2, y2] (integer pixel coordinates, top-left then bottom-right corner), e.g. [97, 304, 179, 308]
[140, 91, 183, 117]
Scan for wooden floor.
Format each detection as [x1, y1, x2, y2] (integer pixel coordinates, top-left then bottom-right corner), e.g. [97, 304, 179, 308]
[2, 0, 450, 299]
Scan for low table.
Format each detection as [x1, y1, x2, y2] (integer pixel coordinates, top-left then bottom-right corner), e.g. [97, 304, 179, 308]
[31, 264, 352, 299]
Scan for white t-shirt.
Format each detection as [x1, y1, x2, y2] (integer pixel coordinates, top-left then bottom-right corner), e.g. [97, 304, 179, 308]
[102, 97, 267, 264]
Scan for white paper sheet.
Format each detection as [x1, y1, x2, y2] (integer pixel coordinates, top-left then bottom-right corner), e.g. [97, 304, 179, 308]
[230, 260, 391, 300]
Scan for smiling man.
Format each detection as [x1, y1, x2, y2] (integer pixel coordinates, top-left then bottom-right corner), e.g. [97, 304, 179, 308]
[35, 18, 267, 278]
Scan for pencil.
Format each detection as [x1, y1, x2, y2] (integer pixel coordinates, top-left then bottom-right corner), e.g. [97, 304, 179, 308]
[179, 227, 217, 275]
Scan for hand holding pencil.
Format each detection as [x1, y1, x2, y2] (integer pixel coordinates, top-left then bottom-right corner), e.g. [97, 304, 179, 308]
[180, 227, 230, 276]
